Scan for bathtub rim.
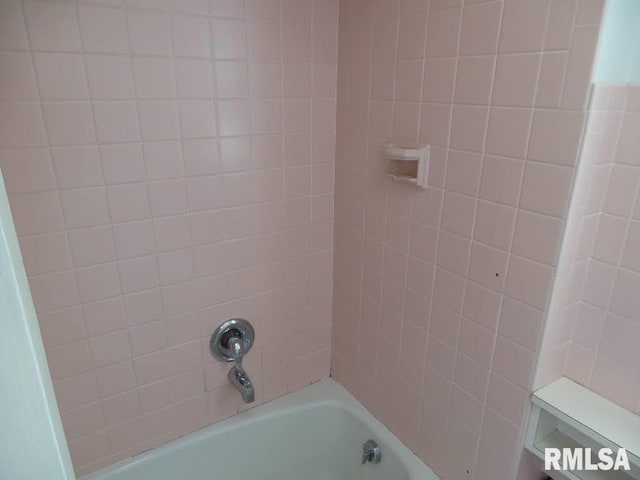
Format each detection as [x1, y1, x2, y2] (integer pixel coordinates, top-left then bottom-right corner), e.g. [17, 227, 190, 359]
[80, 377, 439, 480]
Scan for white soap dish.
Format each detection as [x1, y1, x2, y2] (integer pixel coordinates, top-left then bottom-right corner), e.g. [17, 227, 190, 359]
[381, 141, 429, 189]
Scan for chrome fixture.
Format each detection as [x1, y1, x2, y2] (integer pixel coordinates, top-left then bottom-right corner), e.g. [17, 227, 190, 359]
[362, 439, 382, 465]
[228, 363, 254, 404]
[210, 318, 255, 403]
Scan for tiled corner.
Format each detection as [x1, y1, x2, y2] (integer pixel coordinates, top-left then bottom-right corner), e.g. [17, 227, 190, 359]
[0, 0, 337, 474]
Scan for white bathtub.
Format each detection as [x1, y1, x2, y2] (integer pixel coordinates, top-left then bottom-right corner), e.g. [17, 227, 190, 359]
[81, 378, 439, 480]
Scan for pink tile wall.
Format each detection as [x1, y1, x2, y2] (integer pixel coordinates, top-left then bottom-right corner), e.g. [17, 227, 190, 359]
[533, 83, 626, 390]
[332, 1, 603, 479]
[0, 0, 337, 474]
[558, 84, 640, 414]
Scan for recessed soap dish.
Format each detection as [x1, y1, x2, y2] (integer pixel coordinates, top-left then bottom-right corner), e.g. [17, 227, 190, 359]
[381, 141, 429, 189]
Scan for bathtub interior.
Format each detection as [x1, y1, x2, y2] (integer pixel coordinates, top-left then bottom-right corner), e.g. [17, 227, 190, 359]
[82, 382, 414, 480]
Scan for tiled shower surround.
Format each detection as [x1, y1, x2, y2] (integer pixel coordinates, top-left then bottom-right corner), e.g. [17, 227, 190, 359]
[0, 0, 337, 473]
[332, 0, 605, 479]
[537, 83, 640, 413]
[0, 0, 629, 479]
[566, 85, 640, 413]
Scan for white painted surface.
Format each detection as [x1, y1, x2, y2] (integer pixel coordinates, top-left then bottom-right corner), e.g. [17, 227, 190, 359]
[82, 378, 438, 480]
[0, 169, 75, 480]
[532, 377, 640, 467]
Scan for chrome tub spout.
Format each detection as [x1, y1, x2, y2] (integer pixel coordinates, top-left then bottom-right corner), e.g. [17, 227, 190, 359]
[228, 364, 255, 403]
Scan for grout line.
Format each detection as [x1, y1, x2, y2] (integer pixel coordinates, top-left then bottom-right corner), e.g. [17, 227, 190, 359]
[90, 0, 147, 458]
[556, 0, 581, 108]
[457, 0, 510, 475]
[415, 2, 466, 476]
